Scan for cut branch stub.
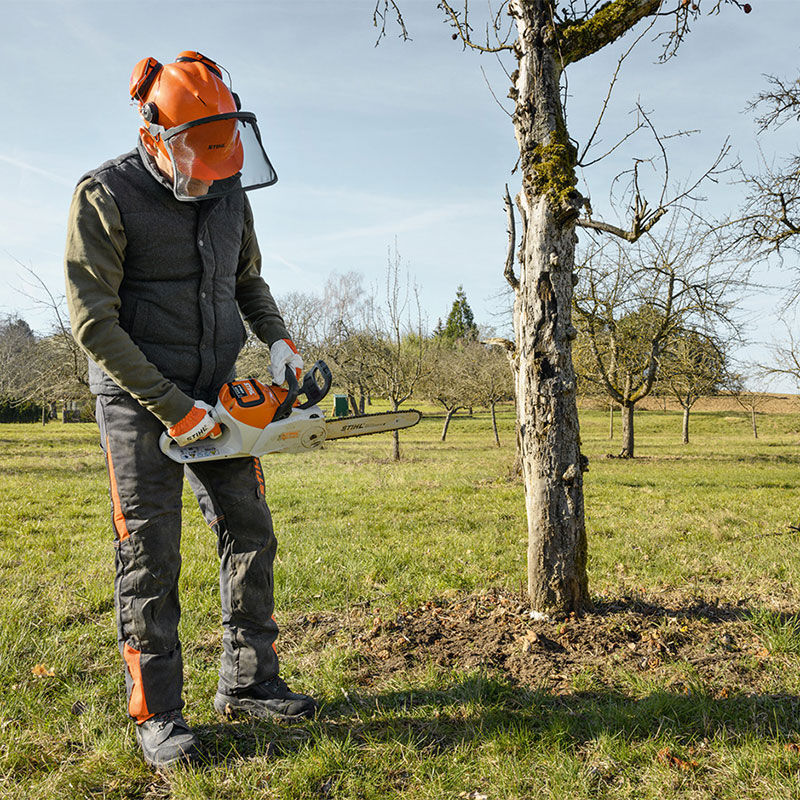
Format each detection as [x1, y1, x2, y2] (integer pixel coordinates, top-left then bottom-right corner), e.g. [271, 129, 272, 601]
[504, 184, 520, 290]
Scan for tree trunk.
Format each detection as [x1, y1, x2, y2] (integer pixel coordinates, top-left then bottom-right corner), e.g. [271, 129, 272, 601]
[682, 405, 690, 445]
[608, 402, 614, 440]
[392, 399, 401, 460]
[441, 407, 459, 442]
[41, 404, 47, 426]
[491, 401, 500, 447]
[751, 407, 758, 439]
[347, 393, 358, 416]
[512, 2, 589, 613]
[620, 403, 635, 458]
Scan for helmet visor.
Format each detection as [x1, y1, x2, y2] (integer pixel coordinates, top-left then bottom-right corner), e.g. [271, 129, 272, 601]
[159, 112, 277, 201]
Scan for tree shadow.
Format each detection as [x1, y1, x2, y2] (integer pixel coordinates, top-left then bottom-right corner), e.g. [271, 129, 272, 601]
[189, 672, 800, 768]
[185, 596, 800, 768]
[592, 593, 800, 627]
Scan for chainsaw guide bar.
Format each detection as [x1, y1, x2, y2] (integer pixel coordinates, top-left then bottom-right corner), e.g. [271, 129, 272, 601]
[324, 410, 421, 441]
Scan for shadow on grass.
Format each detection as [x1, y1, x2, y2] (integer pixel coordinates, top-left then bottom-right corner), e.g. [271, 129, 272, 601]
[189, 673, 800, 767]
[595, 594, 800, 631]
[591, 594, 752, 622]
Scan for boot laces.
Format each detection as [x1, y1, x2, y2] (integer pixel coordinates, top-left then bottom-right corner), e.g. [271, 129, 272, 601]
[150, 709, 186, 730]
[266, 676, 290, 695]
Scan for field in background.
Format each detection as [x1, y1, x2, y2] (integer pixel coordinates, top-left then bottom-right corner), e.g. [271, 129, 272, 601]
[2, 405, 800, 799]
[580, 393, 800, 414]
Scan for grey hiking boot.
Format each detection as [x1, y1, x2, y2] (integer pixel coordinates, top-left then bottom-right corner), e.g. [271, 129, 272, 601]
[214, 676, 318, 721]
[135, 709, 201, 769]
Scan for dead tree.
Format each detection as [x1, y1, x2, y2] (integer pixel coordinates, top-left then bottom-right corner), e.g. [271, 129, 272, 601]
[377, 0, 749, 613]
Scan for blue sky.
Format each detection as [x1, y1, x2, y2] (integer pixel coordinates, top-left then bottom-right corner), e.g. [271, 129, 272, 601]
[0, 0, 797, 384]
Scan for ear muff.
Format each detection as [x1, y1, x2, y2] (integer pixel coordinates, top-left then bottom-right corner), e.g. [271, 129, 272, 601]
[174, 50, 223, 79]
[130, 56, 163, 102]
[141, 102, 159, 125]
[232, 92, 242, 111]
[130, 57, 163, 127]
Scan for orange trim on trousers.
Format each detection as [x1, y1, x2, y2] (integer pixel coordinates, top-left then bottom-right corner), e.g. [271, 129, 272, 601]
[106, 436, 130, 541]
[123, 643, 154, 723]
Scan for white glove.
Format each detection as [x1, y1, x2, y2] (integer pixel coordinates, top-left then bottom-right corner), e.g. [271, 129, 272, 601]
[167, 400, 222, 447]
[270, 338, 304, 384]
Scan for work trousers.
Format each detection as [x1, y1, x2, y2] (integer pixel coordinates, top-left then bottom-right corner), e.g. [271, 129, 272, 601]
[96, 394, 279, 722]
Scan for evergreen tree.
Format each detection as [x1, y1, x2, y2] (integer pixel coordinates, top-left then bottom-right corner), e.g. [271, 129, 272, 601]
[439, 286, 478, 343]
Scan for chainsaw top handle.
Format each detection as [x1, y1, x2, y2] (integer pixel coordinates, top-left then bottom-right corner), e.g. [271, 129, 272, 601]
[298, 361, 332, 409]
[272, 360, 332, 421]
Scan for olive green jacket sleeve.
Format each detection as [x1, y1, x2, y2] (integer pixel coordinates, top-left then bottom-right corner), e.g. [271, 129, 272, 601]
[65, 182, 291, 428]
[64, 178, 195, 427]
[235, 196, 290, 346]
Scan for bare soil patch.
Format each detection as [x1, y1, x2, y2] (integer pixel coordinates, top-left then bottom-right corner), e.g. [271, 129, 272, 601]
[289, 590, 781, 694]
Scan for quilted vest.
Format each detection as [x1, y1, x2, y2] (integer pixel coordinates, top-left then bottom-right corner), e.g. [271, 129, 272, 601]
[84, 145, 247, 404]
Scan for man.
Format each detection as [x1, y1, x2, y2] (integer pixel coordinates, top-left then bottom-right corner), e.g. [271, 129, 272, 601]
[64, 51, 316, 770]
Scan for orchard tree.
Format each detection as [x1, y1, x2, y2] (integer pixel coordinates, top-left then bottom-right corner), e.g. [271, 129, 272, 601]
[735, 73, 800, 270]
[3, 266, 92, 421]
[727, 372, 772, 439]
[0, 316, 36, 401]
[376, 0, 749, 612]
[473, 342, 515, 446]
[365, 246, 428, 460]
[317, 272, 378, 415]
[422, 342, 476, 440]
[574, 214, 738, 457]
[662, 331, 726, 444]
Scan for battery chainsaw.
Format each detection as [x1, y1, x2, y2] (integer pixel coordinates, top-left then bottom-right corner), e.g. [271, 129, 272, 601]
[158, 360, 421, 464]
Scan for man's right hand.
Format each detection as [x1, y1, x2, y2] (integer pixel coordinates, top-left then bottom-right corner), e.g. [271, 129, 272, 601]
[167, 401, 222, 446]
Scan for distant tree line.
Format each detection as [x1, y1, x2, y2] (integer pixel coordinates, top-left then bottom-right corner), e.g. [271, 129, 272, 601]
[0, 315, 91, 424]
[238, 254, 515, 458]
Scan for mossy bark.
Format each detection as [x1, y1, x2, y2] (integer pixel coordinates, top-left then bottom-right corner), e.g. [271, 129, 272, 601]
[510, 0, 588, 614]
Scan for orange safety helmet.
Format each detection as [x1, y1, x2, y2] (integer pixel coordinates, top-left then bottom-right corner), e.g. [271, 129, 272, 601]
[130, 51, 244, 181]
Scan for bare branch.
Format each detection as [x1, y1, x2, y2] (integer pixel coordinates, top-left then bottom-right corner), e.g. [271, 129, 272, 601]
[503, 184, 519, 290]
[748, 73, 800, 131]
[438, 0, 515, 53]
[577, 208, 668, 242]
[480, 65, 514, 118]
[575, 17, 656, 165]
[578, 104, 731, 245]
[372, 0, 410, 45]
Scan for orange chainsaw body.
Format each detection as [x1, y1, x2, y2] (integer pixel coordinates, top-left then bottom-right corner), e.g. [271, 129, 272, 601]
[217, 378, 298, 429]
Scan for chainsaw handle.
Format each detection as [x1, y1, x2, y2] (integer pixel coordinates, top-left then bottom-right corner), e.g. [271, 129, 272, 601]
[298, 361, 332, 409]
[273, 369, 300, 422]
[272, 360, 332, 421]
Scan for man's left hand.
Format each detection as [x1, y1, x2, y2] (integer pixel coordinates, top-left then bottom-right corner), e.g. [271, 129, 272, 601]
[270, 338, 303, 384]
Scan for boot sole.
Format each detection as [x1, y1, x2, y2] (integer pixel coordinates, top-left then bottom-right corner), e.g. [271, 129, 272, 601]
[214, 693, 315, 722]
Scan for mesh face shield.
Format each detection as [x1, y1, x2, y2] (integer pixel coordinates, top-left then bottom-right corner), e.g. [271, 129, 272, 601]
[153, 112, 277, 201]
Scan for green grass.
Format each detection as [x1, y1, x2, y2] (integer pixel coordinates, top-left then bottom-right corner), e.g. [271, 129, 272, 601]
[3, 405, 800, 798]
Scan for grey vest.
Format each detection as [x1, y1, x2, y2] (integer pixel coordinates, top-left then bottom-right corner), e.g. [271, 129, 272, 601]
[84, 146, 247, 404]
